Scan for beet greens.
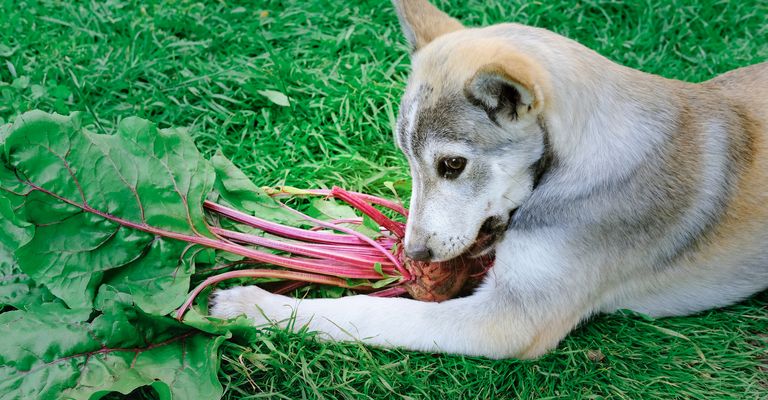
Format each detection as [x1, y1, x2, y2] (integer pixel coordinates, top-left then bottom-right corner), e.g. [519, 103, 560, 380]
[0, 111, 491, 399]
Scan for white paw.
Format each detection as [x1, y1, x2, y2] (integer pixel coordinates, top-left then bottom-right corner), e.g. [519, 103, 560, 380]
[209, 285, 291, 325]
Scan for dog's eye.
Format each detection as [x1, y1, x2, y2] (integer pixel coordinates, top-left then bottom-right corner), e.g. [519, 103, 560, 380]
[438, 157, 467, 179]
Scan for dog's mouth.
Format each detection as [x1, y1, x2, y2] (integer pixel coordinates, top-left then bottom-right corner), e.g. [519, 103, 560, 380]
[401, 208, 518, 302]
[466, 208, 518, 257]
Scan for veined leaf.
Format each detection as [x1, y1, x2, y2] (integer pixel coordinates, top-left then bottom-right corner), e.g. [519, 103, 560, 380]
[0, 194, 32, 271]
[103, 238, 196, 315]
[0, 110, 408, 398]
[0, 287, 224, 400]
[0, 261, 55, 310]
[3, 111, 215, 313]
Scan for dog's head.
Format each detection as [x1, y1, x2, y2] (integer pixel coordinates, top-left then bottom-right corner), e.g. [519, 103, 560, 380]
[393, 0, 552, 262]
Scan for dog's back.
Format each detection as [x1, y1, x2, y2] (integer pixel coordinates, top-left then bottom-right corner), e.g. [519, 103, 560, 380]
[708, 62, 768, 103]
[603, 64, 768, 316]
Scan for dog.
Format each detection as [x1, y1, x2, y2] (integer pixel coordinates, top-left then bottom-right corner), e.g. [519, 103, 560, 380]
[211, 0, 768, 358]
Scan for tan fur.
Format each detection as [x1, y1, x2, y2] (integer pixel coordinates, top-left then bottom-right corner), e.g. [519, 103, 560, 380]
[411, 37, 553, 111]
[692, 101, 767, 264]
[465, 58, 548, 111]
[394, 0, 463, 50]
[654, 65, 768, 267]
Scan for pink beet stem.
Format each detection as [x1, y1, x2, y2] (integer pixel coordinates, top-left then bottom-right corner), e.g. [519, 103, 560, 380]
[205, 201, 366, 245]
[202, 242, 383, 279]
[24, 182, 380, 279]
[210, 226, 396, 271]
[330, 186, 405, 238]
[299, 242, 393, 257]
[26, 178, 412, 306]
[329, 217, 363, 225]
[275, 201, 411, 280]
[272, 187, 408, 216]
[309, 217, 362, 231]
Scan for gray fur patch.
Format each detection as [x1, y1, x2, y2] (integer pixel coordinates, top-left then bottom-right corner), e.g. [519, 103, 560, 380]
[510, 97, 746, 273]
[403, 91, 529, 159]
[530, 115, 555, 190]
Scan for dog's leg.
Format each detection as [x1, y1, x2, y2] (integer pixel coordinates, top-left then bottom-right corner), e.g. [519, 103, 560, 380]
[210, 236, 590, 359]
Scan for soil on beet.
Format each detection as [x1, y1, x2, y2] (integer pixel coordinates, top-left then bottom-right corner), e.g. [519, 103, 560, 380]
[403, 253, 494, 302]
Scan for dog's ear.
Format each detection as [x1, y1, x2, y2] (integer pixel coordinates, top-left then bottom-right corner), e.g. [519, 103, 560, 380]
[464, 63, 543, 124]
[392, 0, 463, 52]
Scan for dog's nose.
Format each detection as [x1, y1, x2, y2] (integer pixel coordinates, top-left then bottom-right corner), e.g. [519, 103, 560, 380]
[405, 245, 433, 262]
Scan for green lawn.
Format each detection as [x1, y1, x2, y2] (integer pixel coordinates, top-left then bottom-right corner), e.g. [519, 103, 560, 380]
[2, 0, 767, 398]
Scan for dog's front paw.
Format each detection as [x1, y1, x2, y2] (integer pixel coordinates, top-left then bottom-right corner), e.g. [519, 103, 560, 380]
[209, 285, 292, 325]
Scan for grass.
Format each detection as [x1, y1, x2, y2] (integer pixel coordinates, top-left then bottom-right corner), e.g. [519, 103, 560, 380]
[2, 0, 767, 398]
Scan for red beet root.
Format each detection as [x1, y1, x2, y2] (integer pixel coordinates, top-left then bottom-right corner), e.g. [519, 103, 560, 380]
[403, 254, 494, 302]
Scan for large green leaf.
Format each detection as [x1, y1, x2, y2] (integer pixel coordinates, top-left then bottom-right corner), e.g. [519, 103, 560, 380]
[3, 111, 215, 313]
[0, 287, 224, 400]
[1, 109, 393, 398]
[0, 111, 275, 399]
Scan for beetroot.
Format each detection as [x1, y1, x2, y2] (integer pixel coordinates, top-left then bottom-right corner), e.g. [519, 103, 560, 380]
[404, 254, 493, 302]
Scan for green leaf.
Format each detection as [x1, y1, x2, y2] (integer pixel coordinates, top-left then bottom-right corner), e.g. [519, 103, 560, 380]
[257, 89, 290, 106]
[0, 123, 28, 212]
[263, 185, 311, 196]
[211, 152, 302, 226]
[0, 262, 55, 310]
[0, 193, 51, 309]
[371, 276, 399, 289]
[310, 198, 358, 221]
[103, 239, 195, 316]
[362, 214, 380, 232]
[373, 262, 384, 276]
[384, 179, 411, 196]
[179, 307, 260, 342]
[0, 292, 225, 400]
[382, 181, 398, 198]
[4, 111, 215, 313]
[0, 193, 32, 255]
[344, 278, 371, 288]
[310, 199, 381, 238]
[314, 285, 346, 299]
[15, 214, 152, 312]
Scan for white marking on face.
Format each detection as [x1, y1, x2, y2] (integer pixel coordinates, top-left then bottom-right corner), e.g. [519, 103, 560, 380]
[404, 166, 419, 247]
[402, 98, 420, 153]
